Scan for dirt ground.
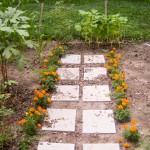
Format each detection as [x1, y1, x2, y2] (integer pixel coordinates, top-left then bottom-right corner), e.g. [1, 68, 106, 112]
[5, 40, 150, 150]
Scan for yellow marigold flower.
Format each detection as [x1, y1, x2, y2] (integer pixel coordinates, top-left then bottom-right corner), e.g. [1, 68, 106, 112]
[123, 124, 128, 129]
[104, 64, 108, 68]
[58, 60, 61, 64]
[37, 124, 42, 128]
[47, 98, 52, 103]
[131, 120, 137, 125]
[113, 63, 118, 67]
[118, 137, 123, 143]
[41, 84, 44, 87]
[30, 113, 33, 117]
[34, 96, 38, 101]
[43, 59, 48, 63]
[130, 126, 137, 132]
[124, 143, 130, 148]
[42, 90, 46, 94]
[50, 53, 54, 57]
[58, 46, 63, 49]
[118, 105, 123, 110]
[117, 55, 122, 59]
[110, 51, 114, 54]
[25, 112, 29, 116]
[39, 93, 44, 98]
[122, 83, 128, 89]
[30, 108, 35, 112]
[62, 49, 64, 52]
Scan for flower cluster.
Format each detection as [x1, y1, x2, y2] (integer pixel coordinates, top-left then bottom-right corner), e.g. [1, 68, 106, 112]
[18, 45, 67, 135]
[104, 48, 140, 148]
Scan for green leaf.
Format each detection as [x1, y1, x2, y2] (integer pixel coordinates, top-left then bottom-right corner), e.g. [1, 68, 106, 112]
[17, 29, 29, 37]
[20, 24, 31, 29]
[0, 27, 13, 33]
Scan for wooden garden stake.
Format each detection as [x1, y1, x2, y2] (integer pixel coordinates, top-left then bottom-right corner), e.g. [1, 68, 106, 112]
[104, 0, 108, 16]
[38, 3, 44, 33]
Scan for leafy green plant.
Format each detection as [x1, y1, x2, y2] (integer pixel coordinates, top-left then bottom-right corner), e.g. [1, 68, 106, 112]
[123, 120, 140, 142]
[0, 7, 33, 91]
[75, 9, 127, 46]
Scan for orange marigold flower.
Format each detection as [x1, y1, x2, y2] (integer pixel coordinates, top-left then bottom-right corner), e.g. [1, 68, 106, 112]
[18, 121, 22, 125]
[30, 108, 35, 112]
[113, 63, 118, 67]
[37, 106, 42, 111]
[110, 51, 114, 54]
[35, 111, 41, 116]
[43, 59, 48, 63]
[42, 90, 46, 94]
[113, 74, 119, 80]
[123, 124, 128, 129]
[109, 59, 113, 63]
[50, 53, 54, 57]
[120, 72, 125, 79]
[124, 143, 130, 148]
[118, 137, 123, 143]
[41, 84, 45, 87]
[37, 124, 42, 128]
[42, 109, 47, 114]
[112, 47, 116, 51]
[107, 66, 112, 70]
[130, 126, 137, 132]
[116, 86, 122, 91]
[46, 93, 50, 96]
[104, 64, 108, 68]
[104, 54, 108, 57]
[47, 98, 52, 103]
[43, 64, 47, 69]
[131, 120, 137, 125]
[52, 72, 57, 76]
[34, 97, 38, 101]
[118, 105, 123, 110]
[57, 77, 61, 81]
[117, 55, 122, 59]
[39, 93, 44, 98]
[42, 78, 46, 81]
[30, 113, 33, 117]
[122, 102, 127, 107]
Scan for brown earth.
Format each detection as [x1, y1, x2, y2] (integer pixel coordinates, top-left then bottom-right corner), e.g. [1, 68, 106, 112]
[3, 40, 150, 150]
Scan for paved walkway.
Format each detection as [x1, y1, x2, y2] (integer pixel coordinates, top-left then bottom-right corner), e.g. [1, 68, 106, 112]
[38, 54, 120, 150]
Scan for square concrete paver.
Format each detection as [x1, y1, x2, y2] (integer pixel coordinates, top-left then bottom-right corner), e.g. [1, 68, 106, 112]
[38, 142, 75, 150]
[61, 54, 81, 64]
[57, 68, 79, 80]
[83, 85, 111, 101]
[42, 109, 76, 132]
[83, 144, 120, 150]
[84, 67, 107, 80]
[52, 85, 79, 101]
[83, 110, 116, 133]
[84, 55, 105, 64]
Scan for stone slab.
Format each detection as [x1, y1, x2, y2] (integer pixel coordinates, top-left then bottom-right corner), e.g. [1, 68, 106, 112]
[83, 144, 120, 150]
[42, 109, 76, 132]
[57, 68, 79, 80]
[83, 110, 116, 133]
[61, 54, 81, 64]
[38, 142, 75, 150]
[84, 67, 107, 80]
[83, 85, 111, 101]
[84, 55, 105, 64]
[52, 85, 79, 101]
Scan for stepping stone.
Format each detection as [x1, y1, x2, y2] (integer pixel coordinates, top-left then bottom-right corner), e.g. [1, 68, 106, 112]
[82, 110, 116, 133]
[57, 68, 79, 80]
[52, 85, 79, 101]
[84, 67, 107, 80]
[38, 142, 75, 150]
[61, 54, 81, 64]
[84, 55, 105, 64]
[42, 109, 76, 132]
[83, 85, 111, 101]
[83, 144, 120, 150]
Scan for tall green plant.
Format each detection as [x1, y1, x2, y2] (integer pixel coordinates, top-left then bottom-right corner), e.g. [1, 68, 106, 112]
[0, 7, 33, 91]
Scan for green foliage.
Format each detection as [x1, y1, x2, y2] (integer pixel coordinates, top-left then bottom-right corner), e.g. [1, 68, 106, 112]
[114, 91, 125, 99]
[123, 127, 141, 142]
[115, 108, 130, 122]
[75, 9, 127, 45]
[18, 138, 31, 150]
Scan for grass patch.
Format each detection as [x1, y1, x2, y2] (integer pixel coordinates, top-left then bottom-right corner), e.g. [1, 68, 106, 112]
[25, 0, 150, 41]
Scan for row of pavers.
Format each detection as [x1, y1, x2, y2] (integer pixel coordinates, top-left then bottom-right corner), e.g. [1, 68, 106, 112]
[38, 55, 120, 150]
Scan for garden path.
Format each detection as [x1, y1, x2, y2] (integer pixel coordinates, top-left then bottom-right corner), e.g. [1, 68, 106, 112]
[37, 53, 120, 150]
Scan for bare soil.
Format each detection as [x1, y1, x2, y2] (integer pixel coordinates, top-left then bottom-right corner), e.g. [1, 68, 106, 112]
[4, 40, 150, 150]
